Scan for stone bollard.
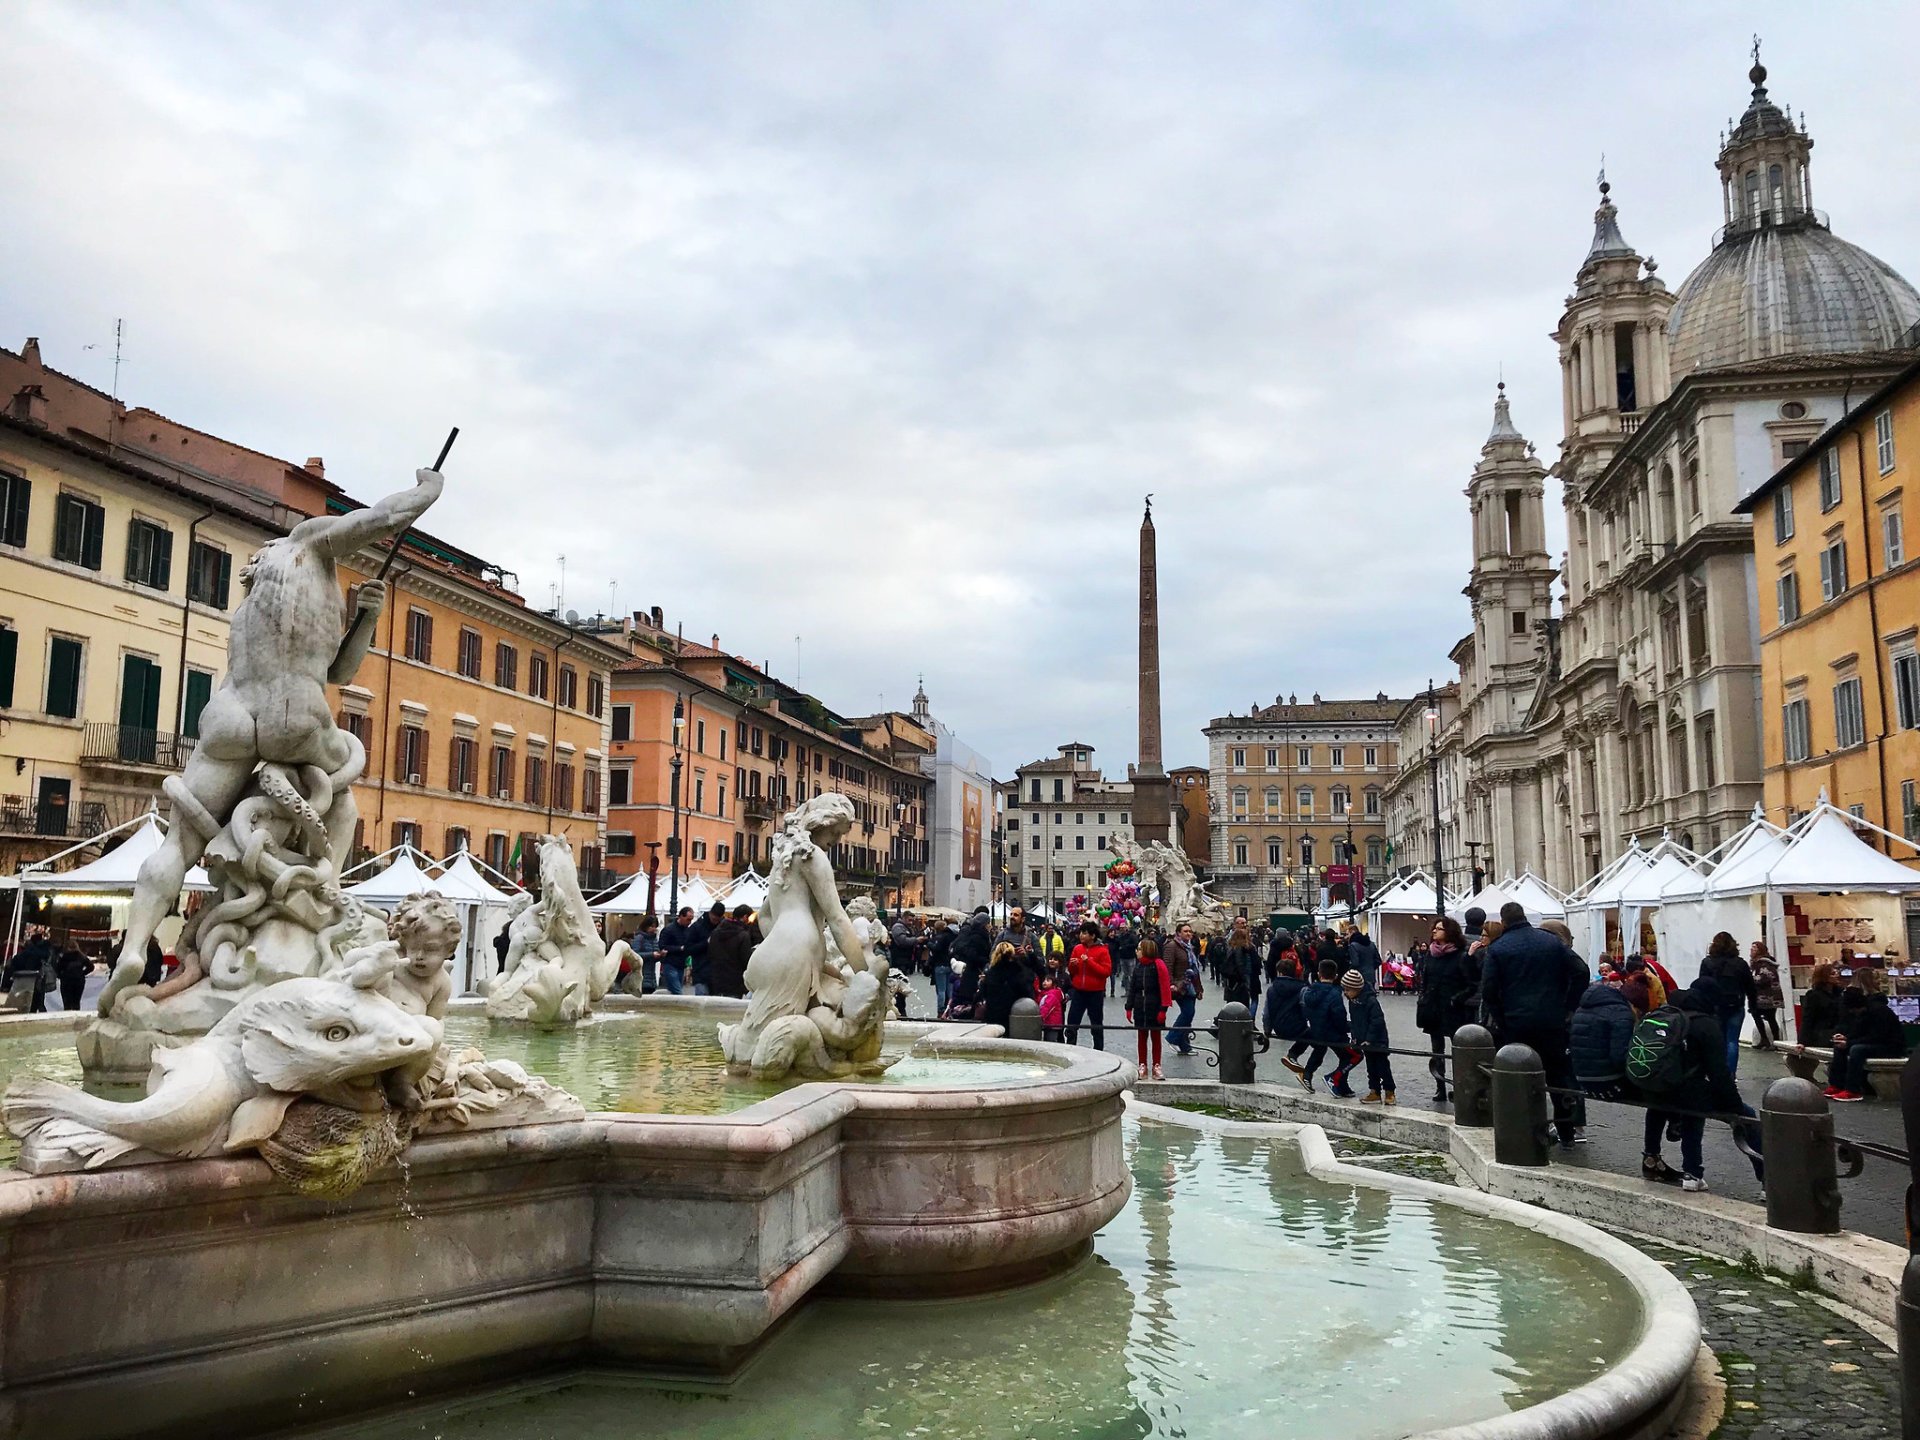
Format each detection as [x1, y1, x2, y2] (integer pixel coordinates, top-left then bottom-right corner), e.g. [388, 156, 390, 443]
[1451, 1024, 1496, 1128]
[1761, 1076, 1842, 1234]
[1005, 997, 1042, 1043]
[1490, 1044, 1552, 1167]
[1214, 1002, 1259, 1085]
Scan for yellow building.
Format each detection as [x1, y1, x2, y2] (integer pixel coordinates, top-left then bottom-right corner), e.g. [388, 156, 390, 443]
[1737, 353, 1920, 857]
[0, 407, 286, 873]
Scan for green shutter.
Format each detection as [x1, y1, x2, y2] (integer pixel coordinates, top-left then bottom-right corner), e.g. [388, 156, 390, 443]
[82, 501, 103, 570]
[182, 670, 213, 738]
[45, 638, 81, 719]
[1, 474, 28, 548]
[0, 628, 15, 709]
[215, 549, 231, 608]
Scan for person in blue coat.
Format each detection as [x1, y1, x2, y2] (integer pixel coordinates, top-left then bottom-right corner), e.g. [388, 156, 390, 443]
[1343, 968, 1396, 1105]
[1298, 959, 1360, 1097]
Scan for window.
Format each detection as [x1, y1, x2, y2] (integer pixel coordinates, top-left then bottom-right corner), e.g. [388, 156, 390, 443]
[1782, 698, 1812, 763]
[404, 609, 432, 663]
[1264, 786, 1279, 814]
[1074, 835, 1085, 850]
[1695, 712, 1718, 789]
[1366, 838, 1383, 869]
[186, 541, 231, 609]
[692, 775, 704, 812]
[1053, 870, 1064, 889]
[1031, 868, 1042, 888]
[1511, 609, 1528, 635]
[582, 768, 601, 815]
[494, 643, 518, 690]
[52, 493, 103, 569]
[1774, 485, 1794, 544]
[1820, 451, 1843, 511]
[558, 665, 578, 710]
[553, 761, 575, 811]
[527, 653, 548, 700]
[1074, 812, 1084, 824]
[1233, 840, 1248, 867]
[695, 718, 707, 753]
[457, 628, 482, 679]
[395, 724, 427, 784]
[1053, 834, 1063, 850]
[1267, 840, 1283, 866]
[1684, 458, 1701, 516]
[339, 709, 372, 748]
[1231, 748, 1245, 770]
[0, 627, 17, 708]
[125, 518, 173, 590]
[1820, 540, 1848, 601]
[449, 735, 477, 791]
[1777, 570, 1801, 625]
[1331, 788, 1349, 816]
[1074, 869, 1087, 888]
[1231, 787, 1248, 815]
[718, 727, 727, 760]
[180, 669, 213, 739]
[490, 746, 515, 800]
[486, 833, 510, 872]
[1296, 787, 1313, 816]
[610, 704, 632, 742]
[1905, 780, 1919, 844]
[607, 832, 635, 858]
[1781, 438, 1808, 461]
[1364, 788, 1381, 817]
[1834, 677, 1866, 750]
[1877, 410, 1896, 474]
[0, 471, 28, 548]
[45, 636, 82, 718]
[609, 765, 631, 806]
[586, 675, 604, 718]
[1894, 647, 1920, 731]
[1885, 504, 1905, 569]
[1029, 835, 1039, 851]
[1363, 746, 1378, 768]
[1331, 747, 1345, 769]
[525, 754, 546, 806]
[1265, 748, 1278, 768]
[444, 826, 469, 857]
[1297, 747, 1311, 768]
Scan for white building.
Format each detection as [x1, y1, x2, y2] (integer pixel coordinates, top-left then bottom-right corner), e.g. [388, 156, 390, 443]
[1003, 742, 1133, 914]
[910, 684, 995, 913]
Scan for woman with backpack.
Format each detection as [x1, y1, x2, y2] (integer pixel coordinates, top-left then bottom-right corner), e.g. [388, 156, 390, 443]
[1126, 937, 1173, 1079]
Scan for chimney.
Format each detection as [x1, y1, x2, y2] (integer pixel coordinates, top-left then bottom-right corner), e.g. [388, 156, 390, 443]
[20, 338, 41, 369]
[304, 456, 325, 478]
[650, 605, 664, 628]
[711, 634, 720, 650]
[9, 385, 48, 428]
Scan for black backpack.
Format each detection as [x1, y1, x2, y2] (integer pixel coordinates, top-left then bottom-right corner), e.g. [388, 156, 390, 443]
[1127, 959, 1161, 1015]
[1625, 1004, 1691, 1096]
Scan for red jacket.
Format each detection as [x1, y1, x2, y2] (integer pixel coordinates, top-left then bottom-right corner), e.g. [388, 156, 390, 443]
[1129, 956, 1172, 1015]
[1067, 943, 1112, 993]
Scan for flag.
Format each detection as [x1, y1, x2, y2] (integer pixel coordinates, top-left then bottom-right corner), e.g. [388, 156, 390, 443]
[508, 834, 524, 875]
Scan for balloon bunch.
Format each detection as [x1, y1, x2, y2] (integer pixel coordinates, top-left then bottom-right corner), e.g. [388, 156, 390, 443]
[1066, 872, 1148, 933]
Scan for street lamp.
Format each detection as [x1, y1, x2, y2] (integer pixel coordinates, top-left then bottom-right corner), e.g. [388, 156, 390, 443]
[643, 840, 661, 918]
[894, 799, 908, 915]
[1426, 679, 1445, 920]
[668, 696, 685, 917]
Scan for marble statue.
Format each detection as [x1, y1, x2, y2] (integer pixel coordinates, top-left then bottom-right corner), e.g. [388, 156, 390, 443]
[718, 794, 893, 1080]
[1111, 835, 1228, 938]
[482, 835, 627, 1024]
[4, 462, 586, 1194]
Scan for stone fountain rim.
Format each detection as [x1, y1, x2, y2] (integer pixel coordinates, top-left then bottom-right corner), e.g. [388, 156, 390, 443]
[1129, 1097, 1700, 1440]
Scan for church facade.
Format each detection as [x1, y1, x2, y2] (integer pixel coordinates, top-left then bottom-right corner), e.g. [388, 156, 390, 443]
[1428, 57, 1920, 893]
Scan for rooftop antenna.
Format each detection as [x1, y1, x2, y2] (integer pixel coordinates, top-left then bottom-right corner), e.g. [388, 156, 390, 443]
[609, 579, 617, 618]
[795, 635, 802, 686]
[556, 554, 566, 615]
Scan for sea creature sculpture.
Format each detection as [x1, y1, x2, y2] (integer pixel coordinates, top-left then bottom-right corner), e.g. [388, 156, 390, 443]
[483, 836, 626, 1024]
[718, 794, 895, 1080]
[5, 960, 438, 1173]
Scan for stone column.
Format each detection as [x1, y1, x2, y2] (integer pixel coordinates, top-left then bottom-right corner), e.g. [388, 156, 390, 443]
[1133, 501, 1172, 844]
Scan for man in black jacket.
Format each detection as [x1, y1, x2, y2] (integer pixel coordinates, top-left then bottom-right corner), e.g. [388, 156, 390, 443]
[687, 901, 726, 995]
[1828, 985, 1906, 1101]
[1644, 978, 1762, 1190]
[656, 906, 695, 995]
[707, 905, 755, 999]
[1482, 902, 1588, 1145]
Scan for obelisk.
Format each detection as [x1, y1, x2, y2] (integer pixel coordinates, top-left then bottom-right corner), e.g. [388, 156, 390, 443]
[1132, 498, 1172, 845]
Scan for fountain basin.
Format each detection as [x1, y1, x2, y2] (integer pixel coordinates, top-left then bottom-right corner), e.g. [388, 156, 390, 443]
[0, 1009, 1129, 1440]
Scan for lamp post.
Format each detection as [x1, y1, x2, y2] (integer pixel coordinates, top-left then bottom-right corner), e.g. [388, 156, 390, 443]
[668, 696, 685, 918]
[894, 799, 908, 915]
[644, 841, 661, 918]
[1465, 838, 1486, 896]
[1426, 679, 1445, 920]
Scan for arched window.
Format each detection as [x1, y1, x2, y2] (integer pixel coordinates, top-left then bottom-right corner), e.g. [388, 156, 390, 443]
[1657, 463, 1678, 540]
[1768, 164, 1784, 215]
[1744, 169, 1761, 218]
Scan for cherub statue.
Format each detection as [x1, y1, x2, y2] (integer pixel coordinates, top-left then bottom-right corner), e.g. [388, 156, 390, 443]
[387, 891, 459, 1021]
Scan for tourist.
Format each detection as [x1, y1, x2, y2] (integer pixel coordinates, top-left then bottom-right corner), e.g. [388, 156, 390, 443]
[1620, 955, 1664, 1014]
[685, 901, 727, 995]
[1266, 952, 1311, 1076]
[1635, 976, 1763, 1191]
[4, 929, 51, 1012]
[1345, 927, 1383, 991]
[1065, 921, 1112, 1049]
[1750, 942, 1783, 1050]
[1461, 906, 1486, 948]
[1827, 974, 1904, 1102]
[1796, 962, 1843, 1048]
[978, 941, 1032, 1031]
[1218, 916, 1259, 1006]
[707, 905, 755, 999]
[996, 907, 1041, 986]
[625, 915, 661, 994]
[1481, 901, 1587, 1145]
[1343, 968, 1395, 1105]
[889, 913, 921, 979]
[142, 935, 167, 987]
[928, 918, 956, 1015]
[951, 907, 992, 986]
[1697, 931, 1758, 1072]
[492, 920, 512, 974]
[55, 941, 92, 1012]
[1415, 916, 1475, 1103]
[1165, 929, 1203, 1056]
[1300, 959, 1359, 1097]
[1127, 937, 1173, 1079]
[1038, 974, 1066, 1042]
[1108, 924, 1138, 1000]
[1569, 969, 1637, 1101]
[1038, 921, 1066, 977]
[656, 906, 695, 995]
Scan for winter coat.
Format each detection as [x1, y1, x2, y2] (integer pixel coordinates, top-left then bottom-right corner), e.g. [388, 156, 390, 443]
[929, 926, 956, 970]
[1665, 986, 1746, 1116]
[1300, 981, 1351, 1047]
[1127, 956, 1172, 1018]
[686, 914, 722, 986]
[55, 948, 92, 985]
[1345, 987, 1391, 1053]
[1751, 959, 1783, 1010]
[979, 960, 1033, 1031]
[1799, 984, 1843, 1046]
[1841, 994, 1906, 1053]
[1262, 973, 1309, 1040]
[1067, 943, 1113, 994]
[1415, 943, 1476, 1038]
[706, 919, 753, 998]
[950, 915, 992, 970]
[1218, 944, 1259, 1005]
[1038, 987, 1066, 1028]
[1345, 933, 1382, 989]
[1481, 918, 1586, 1036]
[1697, 953, 1757, 1017]
[1569, 982, 1636, 1084]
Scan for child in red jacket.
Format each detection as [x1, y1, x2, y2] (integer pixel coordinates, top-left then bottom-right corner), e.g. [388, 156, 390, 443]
[1038, 976, 1066, 1042]
[1066, 921, 1114, 1050]
[1126, 937, 1173, 1079]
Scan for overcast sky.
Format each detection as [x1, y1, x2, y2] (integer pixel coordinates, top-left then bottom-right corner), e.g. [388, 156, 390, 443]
[6, 2, 1919, 778]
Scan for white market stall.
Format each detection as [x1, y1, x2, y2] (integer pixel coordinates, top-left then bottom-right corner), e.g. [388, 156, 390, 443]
[1447, 879, 1519, 927]
[1565, 842, 1651, 962]
[720, 869, 770, 911]
[1506, 872, 1568, 922]
[8, 813, 214, 963]
[590, 870, 723, 918]
[1365, 871, 1442, 954]
[1613, 842, 1706, 984]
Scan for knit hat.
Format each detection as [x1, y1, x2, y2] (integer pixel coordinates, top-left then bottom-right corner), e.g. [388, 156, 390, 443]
[1341, 969, 1365, 989]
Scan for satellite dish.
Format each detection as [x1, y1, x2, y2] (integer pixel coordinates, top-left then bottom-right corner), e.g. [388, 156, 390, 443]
[565, 609, 580, 625]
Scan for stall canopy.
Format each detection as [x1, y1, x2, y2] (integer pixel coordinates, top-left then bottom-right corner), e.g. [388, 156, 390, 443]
[342, 847, 444, 904]
[1506, 872, 1567, 921]
[591, 870, 723, 916]
[1701, 818, 1793, 900]
[16, 815, 212, 892]
[428, 852, 516, 906]
[1447, 880, 1517, 925]
[1728, 804, 1920, 898]
[721, 869, 769, 910]
[1370, 873, 1439, 915]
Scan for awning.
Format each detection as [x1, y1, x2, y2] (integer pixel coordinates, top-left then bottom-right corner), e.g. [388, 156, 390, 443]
[428, 852, 516, 906]
[1747, 806, 1920, 898]
[343, 848, 444, 903]
[720, 869, 770, 910]
[19, 817, 167, 890]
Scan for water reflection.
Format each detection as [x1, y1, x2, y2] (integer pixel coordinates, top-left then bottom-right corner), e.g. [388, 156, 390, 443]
[343, 1117, 1640, 1440]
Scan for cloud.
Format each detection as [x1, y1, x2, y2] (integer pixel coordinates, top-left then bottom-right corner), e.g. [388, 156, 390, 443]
[4, 0, 1919, 779]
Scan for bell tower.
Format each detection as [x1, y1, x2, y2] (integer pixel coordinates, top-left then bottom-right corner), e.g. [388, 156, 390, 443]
[1467, 384, 1555, 675]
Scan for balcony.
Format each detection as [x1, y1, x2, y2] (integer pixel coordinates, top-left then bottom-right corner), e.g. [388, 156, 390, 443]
[743, 795, 777, 824]
[80, 724, 197, 770]
[0, 794, 110, 840]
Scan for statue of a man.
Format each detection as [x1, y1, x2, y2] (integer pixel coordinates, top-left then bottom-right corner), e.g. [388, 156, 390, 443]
[97, 468, 445, 1015]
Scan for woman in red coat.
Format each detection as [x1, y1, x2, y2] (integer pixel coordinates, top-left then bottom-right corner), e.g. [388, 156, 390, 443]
[1126, 937, 1173, 1079]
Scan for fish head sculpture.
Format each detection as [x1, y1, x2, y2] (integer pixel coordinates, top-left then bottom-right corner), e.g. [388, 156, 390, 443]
[236, 977, 439, 1114]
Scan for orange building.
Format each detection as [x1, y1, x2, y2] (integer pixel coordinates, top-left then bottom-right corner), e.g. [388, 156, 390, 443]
[1171, 764, 1211, 870]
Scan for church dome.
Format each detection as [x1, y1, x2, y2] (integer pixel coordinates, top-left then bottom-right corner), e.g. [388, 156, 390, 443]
[1667, 221, 1920, 377]
[1665, 55, 1920, 378]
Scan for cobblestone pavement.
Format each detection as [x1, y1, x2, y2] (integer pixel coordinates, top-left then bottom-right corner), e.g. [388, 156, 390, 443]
[906, 976, 1916, 1246]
